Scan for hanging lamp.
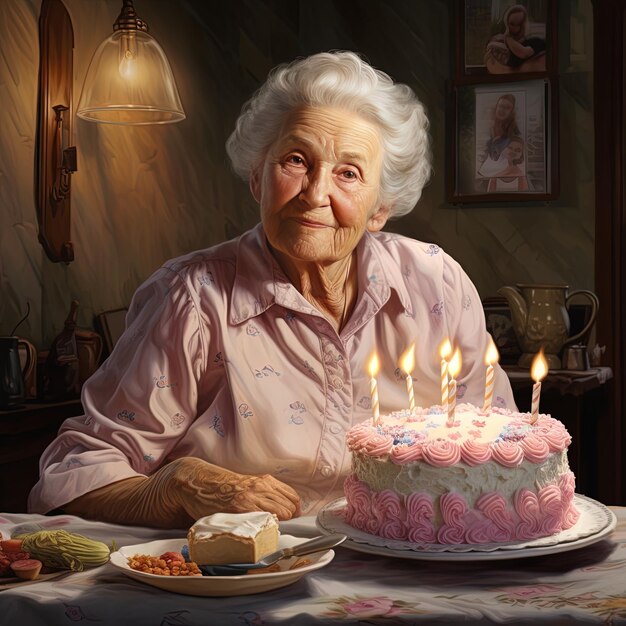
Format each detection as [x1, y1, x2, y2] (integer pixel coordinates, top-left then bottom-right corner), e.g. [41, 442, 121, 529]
[76, 0, 185, 125]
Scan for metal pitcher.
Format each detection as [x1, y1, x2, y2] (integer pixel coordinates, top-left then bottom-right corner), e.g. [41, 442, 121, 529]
[0, 336, 30, 409]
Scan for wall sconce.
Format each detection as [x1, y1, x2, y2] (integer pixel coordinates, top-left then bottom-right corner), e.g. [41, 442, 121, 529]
[35, 0, 185, 263]
[36, 0, 76, 263]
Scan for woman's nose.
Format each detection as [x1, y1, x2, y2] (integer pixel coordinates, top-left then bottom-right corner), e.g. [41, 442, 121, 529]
[299, 166, 331, 207]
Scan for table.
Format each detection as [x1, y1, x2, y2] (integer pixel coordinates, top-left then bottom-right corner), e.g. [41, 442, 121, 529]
[504, 367, 613, 501]
[1, 509, 625, 625]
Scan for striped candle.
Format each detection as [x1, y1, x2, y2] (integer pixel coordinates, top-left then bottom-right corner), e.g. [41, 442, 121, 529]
[400, 344, 416, 411]
[439, 339, 452, 410]
[530, 380, 541, 424]
[368, 352, 381, 426]
[446, 348, 462, 427]
[530, 349, 548, 425]
[483, 364, 495, 412]
[447, 378, 457, 426]
[483, 339, 499, 412]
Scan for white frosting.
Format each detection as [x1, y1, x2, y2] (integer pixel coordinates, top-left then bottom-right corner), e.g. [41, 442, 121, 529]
[383, 405, 528, 444]
[190, 512, 278, 540]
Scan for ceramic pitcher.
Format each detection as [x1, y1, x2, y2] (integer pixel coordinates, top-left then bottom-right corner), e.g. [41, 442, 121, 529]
[497, 284, 599, 369]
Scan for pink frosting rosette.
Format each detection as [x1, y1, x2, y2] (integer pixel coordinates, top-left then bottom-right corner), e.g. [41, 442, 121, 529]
[537, 484, 564, 535]
[491, 440, 525, 467]
[373, 490, 408, 540]
[390, 443, 423, 464]
[533, 418, 571, 450]
[421, 439, 461, 467]
[360, 432, 394, 457]
[405, 493, 436, 543]
[437, 492, 469, 544]
[475, 492, 515, 540]
[460, 440, 492, 466]
[343, 476, 373, 531]
[345, 423, 372, 449]
[514, 489, 542, 539]
[464, 510, 496, 544]
[519, 434, 551, 463]
[558, 471, 580, 528]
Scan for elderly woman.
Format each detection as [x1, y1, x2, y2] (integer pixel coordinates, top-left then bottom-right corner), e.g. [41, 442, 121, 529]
[29, 51, 515, 527]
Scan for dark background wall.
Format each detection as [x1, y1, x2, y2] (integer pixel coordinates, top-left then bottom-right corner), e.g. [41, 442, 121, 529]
[0, 0, 594, 353]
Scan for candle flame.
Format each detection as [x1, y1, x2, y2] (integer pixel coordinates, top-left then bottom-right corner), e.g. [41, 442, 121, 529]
[439, 338, 452, 360]
[400, 344, 416, 375]
[448, 348, 462, 378]
[485, 339, 500, 365]
[531, 348, 549, 382]
[368, 352, 380, 377]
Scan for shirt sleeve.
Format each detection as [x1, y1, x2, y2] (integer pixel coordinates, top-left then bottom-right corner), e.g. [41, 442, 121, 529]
[28, 266, 208, 514]
[442, 253, 517, 411]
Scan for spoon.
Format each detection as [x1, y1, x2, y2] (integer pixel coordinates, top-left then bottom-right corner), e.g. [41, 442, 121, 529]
[199, 533, 347, 576]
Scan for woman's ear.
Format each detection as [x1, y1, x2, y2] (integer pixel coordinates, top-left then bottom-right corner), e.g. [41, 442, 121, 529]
[249, 167, 261, 203]
[367, 205, 391, 232]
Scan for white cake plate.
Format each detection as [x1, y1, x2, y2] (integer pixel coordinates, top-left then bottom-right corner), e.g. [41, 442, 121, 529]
[316, 494, 617, 561]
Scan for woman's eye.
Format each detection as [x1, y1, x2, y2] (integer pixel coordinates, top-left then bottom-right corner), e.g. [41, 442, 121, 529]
[286, 155, 305, 166]
[340, 169, 358, 180]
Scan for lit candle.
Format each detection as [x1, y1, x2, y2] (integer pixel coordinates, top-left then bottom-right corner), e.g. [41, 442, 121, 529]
[446, 348, 462, 427]
[399, 344, 416, 411]
[530, 348, 548, 424]
[368, 352, 380, 426]
[439, 338, 452, 410]
[483, 339, 500, 412]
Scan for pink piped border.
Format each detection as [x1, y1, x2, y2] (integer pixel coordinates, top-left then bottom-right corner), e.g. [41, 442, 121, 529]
[343, 472, 580, 544]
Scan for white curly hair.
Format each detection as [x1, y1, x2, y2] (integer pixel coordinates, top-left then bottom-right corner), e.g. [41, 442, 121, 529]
[226, 51, 432, 219]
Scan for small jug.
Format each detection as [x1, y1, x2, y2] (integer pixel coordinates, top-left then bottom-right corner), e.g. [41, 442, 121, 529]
[563, 344, 590, 371]
[0, 336, 33, 409]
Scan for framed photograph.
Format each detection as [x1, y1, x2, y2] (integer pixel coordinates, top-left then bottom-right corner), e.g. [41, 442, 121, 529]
[448, 77, 558, 203]
[458, 0, 557, 78]
[483, 300, 521, 365]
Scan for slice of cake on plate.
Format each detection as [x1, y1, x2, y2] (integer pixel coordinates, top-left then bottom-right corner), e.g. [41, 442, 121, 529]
[187, 512, 279, 565]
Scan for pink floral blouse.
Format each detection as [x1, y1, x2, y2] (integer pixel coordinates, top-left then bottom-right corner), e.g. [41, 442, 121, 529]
[29, 224, 515, 515]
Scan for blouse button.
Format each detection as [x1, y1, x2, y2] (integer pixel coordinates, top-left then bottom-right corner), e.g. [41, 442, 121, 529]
[320, 465, 333, 478]
[329, 424, 342, 434]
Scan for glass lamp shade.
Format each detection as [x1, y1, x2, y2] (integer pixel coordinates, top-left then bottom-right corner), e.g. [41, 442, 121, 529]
[77, 29, 185, 124]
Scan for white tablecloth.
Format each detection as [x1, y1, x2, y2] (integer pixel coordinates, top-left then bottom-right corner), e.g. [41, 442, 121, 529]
[1, 508, 625, 625]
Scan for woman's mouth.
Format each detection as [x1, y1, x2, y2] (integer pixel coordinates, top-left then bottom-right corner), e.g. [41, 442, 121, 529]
[292, 217, 328, 229]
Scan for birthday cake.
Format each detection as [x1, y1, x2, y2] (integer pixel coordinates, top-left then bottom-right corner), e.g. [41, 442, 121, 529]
[343, 404, 579, 544]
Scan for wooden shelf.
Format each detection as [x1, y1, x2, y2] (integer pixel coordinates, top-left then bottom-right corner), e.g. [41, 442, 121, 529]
[0, 399, 83, 512]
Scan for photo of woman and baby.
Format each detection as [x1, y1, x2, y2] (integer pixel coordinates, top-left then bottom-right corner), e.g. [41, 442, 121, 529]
[476, 92, 529, 193]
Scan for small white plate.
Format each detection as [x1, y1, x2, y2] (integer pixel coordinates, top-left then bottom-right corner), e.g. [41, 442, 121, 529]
[109, 534, 334, 596]
[316, 494, 617, 561]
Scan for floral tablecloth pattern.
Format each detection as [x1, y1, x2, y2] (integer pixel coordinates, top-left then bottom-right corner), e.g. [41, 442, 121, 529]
[0, 509, 625, 625]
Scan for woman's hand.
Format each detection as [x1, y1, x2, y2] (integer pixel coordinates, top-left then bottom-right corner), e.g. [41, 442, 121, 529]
[62, 456, 301, 528]
[168, 457, 301, 521]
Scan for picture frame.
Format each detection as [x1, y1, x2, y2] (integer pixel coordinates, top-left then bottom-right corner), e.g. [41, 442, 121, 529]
[483, 298, 521, 365]
[458, 0, 557, 79]
[448, 77, 558, 203]
[95, 307, 128, 357]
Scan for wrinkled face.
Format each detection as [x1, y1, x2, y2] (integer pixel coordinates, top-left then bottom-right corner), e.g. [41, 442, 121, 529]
[251, 106, 388, 265]
[495, 98, 514, 121]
